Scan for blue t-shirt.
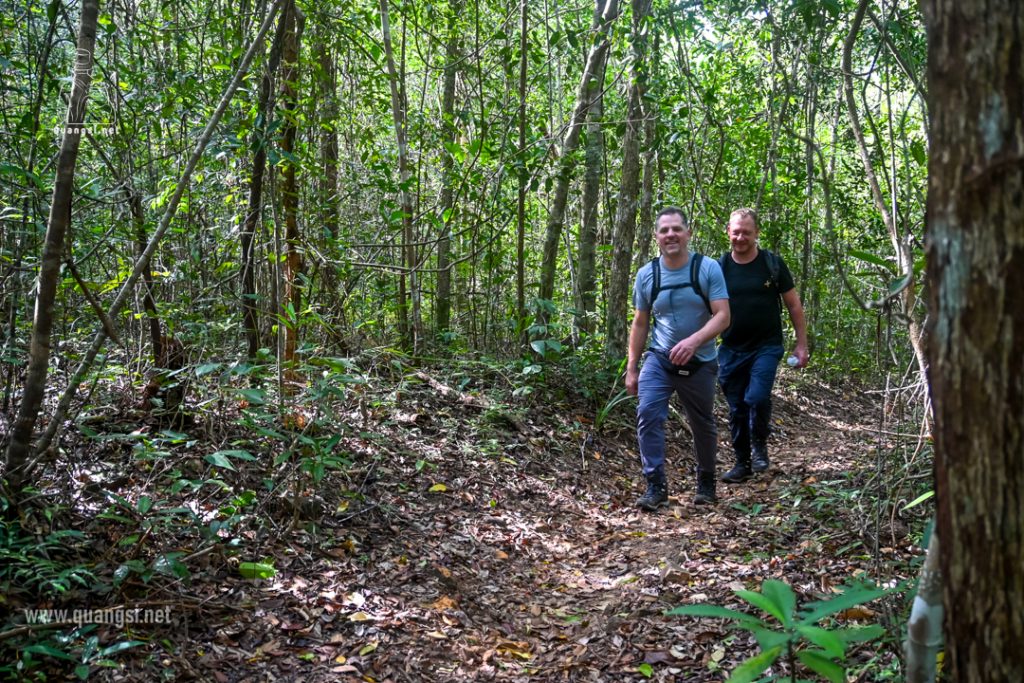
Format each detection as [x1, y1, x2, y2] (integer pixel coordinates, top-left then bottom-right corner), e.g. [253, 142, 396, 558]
[632, 253, 729, 362]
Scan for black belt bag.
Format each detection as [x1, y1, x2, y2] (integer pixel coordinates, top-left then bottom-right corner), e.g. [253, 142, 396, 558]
[649, 348, 707, 376]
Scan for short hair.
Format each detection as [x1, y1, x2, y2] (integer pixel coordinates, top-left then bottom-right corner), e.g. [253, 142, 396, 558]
[729, 207, 759, 227]
[656, 206, 688, 227]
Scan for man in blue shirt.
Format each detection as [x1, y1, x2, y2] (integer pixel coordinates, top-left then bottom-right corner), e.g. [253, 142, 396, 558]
[626, 207, 731, 510]
[718, 208, 809, 483]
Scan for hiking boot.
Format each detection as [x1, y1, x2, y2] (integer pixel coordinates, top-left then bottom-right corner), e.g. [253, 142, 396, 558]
[636, 471, 669, 511]
[751, 443, 770, 473]
[693, 472, 717, 505]
[721, 460, 753, 484]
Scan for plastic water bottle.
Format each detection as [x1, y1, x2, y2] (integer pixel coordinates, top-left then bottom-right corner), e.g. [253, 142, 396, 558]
[786, 355, 799, 367]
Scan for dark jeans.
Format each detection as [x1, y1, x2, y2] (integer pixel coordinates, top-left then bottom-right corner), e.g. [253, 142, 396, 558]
[636, 351, 719, 478]
[717, 344, 784, 460]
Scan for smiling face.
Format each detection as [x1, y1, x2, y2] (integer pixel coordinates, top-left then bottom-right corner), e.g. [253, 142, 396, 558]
[655, 211, 691, 261]
[728, 213, 759, 260]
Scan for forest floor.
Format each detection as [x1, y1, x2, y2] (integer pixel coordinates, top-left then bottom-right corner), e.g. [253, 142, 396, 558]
[2, 361, 927, 682]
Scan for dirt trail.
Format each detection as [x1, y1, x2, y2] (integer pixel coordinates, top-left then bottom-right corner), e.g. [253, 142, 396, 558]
[98, 373, 906, 682]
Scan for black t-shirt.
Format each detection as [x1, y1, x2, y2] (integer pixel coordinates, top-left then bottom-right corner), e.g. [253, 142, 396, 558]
[720, 250, 795, 351]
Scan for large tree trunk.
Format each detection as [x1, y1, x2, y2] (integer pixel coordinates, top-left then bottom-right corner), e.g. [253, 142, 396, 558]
[4, 0, 99, 492]
[536, 0, 619, 316]
[604, 0, 651, 362]
[923, 0, 1024, 680]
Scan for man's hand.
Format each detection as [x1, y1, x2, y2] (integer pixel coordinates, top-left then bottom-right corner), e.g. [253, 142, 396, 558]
[668, 337, 700, 366]
[625, 367, 640, 396]
[792, 345, 810, 369]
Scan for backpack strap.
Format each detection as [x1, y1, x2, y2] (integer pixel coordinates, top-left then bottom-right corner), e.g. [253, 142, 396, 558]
[762, 249, 782, 290]
[649, 255, 711, 329]
[689, 253, 710, 314]
[721, 249, 782, 292]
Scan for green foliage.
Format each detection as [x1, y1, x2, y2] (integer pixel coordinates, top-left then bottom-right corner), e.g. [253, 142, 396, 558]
[0, 517, 95, 598]
[666, 579, 893, 682]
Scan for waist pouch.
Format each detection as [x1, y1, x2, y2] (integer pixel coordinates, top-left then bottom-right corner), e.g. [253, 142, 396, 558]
[649, 348, 707, 376]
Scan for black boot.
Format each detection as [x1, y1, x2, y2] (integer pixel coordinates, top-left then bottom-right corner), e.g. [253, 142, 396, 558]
[751, 441, 770, 473]
[721, 455, 753, 484]
[636, 470, 669, 511]
[694, 471, 717, 505]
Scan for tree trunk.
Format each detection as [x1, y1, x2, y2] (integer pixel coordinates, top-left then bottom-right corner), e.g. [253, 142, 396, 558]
[574, 0, 606, 339]
[604, 0, 650, 362]
[924, 0, 1024, 679]
[537, 0, 619, 316]
[279, 0, 304, 370]
[241, 10, 287, 361]
[635, 30, 660, 268]
[4, 0, 99, 492]
[513, 0, 529, 346]
[844, 0, 928, 378]
[439, 0, 464, 338]
[380, 0, 420, 352]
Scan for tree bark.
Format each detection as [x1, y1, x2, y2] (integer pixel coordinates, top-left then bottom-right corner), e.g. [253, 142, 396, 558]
[924, 0, 1024, 679]
[241, 6, 288, 361]
[604, 0, 650, 362]
[574, 1, 606, 339]
[4, 0, 99, 491]
[515, 0, 528, 346]
[844, 0, 928, 378]
[537, 0, 619, 316]
[29, 0, 285, 465]
[279, 0, 304, 369]
[380, 0, 420, 352]
[433, 0, 462, 339]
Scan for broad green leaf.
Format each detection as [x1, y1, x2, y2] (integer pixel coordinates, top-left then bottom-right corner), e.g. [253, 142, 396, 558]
[204, 452, 236, 471]
[428, 483, 448, 492]
[195, 362, 222, 376]
[636, 662, 653, 677]
[97, 640, 144, 657]
[796, 650, 845, 683]
[239, 561, 276, 579]
[748, 625, 789, 652]
[735, 589, 787, 624]
[23, 644, 77, 661]
[665, 604, 764, 627]
[237, 388, 267, 405]
[797, 625, 845, 658]
[902, 490, 934, 511]
[800, 583, 889, 623]
[761, 580, 797, 626]
[888, 272, 912, 295]
[726, 645, 783, 683]
[848, 249, 895, 272]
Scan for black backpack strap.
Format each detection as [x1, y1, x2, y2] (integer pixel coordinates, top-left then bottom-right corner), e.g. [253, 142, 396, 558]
[649, 257, 661, 303]
[762, 249, 782, 290]
[689, 253, 711, 314]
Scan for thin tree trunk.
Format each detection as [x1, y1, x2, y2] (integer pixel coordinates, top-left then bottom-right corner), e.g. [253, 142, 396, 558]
[514, 0, 529, 347]
[635, 29, 659, 269]
[604, 0, 650, 361]
[537, 0, 619, 316]
[241, 6, 287, 361]
[438, 0, 464, 338]
[4, 0, 99, 491]
[924, 0, 1024, 679]
[279, 0, 304, 369]
[844, 0, 927, 378]
[27, 1, 284, 468]
[380, 0, 419, 352]
[575, 1, 606, 339]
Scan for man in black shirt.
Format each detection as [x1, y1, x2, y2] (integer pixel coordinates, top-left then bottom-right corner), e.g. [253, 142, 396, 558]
[718, 208, 809, 482]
